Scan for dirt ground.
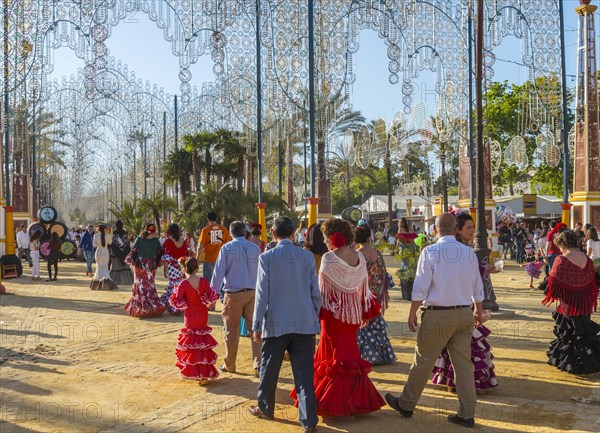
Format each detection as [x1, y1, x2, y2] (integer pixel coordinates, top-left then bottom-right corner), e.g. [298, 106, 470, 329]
[1, 257, 599, 433]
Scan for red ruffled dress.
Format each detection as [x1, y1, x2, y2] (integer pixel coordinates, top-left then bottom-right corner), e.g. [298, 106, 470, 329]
[161, 238, 190, 315]
[169, 278, 221, 380]
[293, 251, 385, 417]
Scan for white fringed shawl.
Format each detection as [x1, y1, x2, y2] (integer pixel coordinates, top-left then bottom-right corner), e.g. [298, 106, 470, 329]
[319, 251, 374, 325]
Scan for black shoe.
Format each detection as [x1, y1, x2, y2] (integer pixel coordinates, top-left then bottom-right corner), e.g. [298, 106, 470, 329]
[384, 393, 413, 418]
[448, 415, 475, 428]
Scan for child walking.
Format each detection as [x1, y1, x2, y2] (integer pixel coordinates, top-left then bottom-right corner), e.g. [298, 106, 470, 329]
[30, 231, 41, 280]
[524, 254, 544, 288]
[46, 232, 61, 282]
[169, 257, 220, 385]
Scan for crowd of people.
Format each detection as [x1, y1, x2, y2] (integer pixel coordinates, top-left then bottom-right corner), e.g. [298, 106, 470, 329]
[13, 210, 600, 431]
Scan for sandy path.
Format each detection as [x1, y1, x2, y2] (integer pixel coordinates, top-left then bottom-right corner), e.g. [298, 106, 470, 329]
[1, 259, 598, 433]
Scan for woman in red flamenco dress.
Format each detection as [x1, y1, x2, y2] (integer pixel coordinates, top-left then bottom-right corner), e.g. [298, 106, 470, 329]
[169, 257, 221, 385]
[293, 218, 385, 417]
[160, 223, 190, 315]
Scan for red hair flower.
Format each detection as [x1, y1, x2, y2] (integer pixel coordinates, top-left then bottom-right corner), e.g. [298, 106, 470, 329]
[147, 225, 157, 234]
[330, 232, 347, 249]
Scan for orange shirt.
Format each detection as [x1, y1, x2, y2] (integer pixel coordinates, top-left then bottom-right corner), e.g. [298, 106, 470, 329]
[199, 223, 231, 263]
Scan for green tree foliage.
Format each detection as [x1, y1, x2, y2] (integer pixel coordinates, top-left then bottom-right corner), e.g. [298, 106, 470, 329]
[109, 200, 147, 235]
[138, 194, 177, 232]
[484, 78, 572, 198]
[183, 183, 299, 229]
[181, 131, 218, 192]
[332, 167, 389, 213]
[69, 208, 87, 225]
[163, 148, 193, 208]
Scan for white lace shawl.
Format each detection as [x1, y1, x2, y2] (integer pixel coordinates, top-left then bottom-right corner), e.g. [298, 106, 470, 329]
[319, 251, 373, 325]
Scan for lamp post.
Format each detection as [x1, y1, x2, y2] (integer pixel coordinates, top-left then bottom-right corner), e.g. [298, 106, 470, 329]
[143, 134, 148, 199]
[120, 165, 124, 209]
[129, 129, 152, 200]
[468, 2, 476, 209]
[255, 0, 267, 242]
[307, 0, 318, 227]
[474, 0, 489, 262]
[558, 0, 572, 226]
[3, 0, 11, 205]
[162, 111, 167, 217]
[473, 0, 498, 312]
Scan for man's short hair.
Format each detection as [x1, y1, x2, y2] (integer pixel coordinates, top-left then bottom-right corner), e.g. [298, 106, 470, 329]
[207, 211, 217, 222]
[436, 213, 456, 236]
[273, 217, 295, 239]
[230, 221, 246, 237]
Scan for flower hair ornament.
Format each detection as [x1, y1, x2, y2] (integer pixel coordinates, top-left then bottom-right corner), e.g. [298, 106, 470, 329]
[250, 223, 262, 230]
[330, 232, 347, 249]
[450, 208, 470, 217]
[146, 225, 157, 234]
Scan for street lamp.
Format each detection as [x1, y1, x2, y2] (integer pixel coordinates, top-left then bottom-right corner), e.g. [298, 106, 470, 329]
[128, 129, 152, 200]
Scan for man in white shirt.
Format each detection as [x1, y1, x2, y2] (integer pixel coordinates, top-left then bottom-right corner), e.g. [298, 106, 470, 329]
[385, 213, 484, 428]
[16, 225, 32, 267]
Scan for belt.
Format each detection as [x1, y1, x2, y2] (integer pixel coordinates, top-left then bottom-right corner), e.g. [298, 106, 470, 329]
[227, 288, 255, 293]
[425, 305, 470, 310]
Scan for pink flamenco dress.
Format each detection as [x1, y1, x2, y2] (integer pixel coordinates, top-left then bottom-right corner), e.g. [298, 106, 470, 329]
[431, 260, 498, 392]
[293, 251, 385, 417]
[431, 319, 498, 392]
[124, 237, 166, 318]
[169, 278, 220, 380]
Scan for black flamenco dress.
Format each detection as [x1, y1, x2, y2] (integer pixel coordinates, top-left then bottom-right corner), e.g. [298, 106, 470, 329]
[543, 255, 600, 375]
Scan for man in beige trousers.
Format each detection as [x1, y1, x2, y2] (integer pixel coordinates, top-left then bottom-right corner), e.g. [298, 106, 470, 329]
[210, 221, 262, 377]
[385, 213, 485, 428]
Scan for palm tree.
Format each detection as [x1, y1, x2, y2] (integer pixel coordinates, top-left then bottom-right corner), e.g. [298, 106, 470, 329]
[139, 194, 177, 232]
[215, 129, 247, 191]
[186, 182, 298, 227]
[163, 148, 193, 209]
[173, 209, 205, 238]
[128, 129, 152, 198]
[109, 200, 147, 235]
[373, 117, 424, 228]
[317, 94, 365, 181]
[181, 131, 218, 191]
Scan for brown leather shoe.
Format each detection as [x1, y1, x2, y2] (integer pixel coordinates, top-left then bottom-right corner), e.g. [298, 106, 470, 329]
[247, 406, 274, 420]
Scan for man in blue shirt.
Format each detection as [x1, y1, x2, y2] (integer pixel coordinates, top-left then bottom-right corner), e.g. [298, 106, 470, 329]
[248, 216, 321, 433]
[79, 225, 94, 276]
[211, 221, 262, 376]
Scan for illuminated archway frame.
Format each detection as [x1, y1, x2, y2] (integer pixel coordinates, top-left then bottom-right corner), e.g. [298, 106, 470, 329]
[3, 0, 572, 213]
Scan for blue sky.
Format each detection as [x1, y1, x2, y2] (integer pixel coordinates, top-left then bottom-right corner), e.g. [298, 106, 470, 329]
[50, 1, 590, 123]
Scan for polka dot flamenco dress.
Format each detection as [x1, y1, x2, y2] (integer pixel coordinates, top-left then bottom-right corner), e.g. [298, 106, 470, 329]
[357, 251, 396, 365]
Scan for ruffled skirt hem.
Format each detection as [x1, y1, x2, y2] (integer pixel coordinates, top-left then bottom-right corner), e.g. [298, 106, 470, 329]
[547, 312, 600, 375]
[90, 278, 119, 291]
[124, 302, 166, 317]
[358, 316, 397, 365]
